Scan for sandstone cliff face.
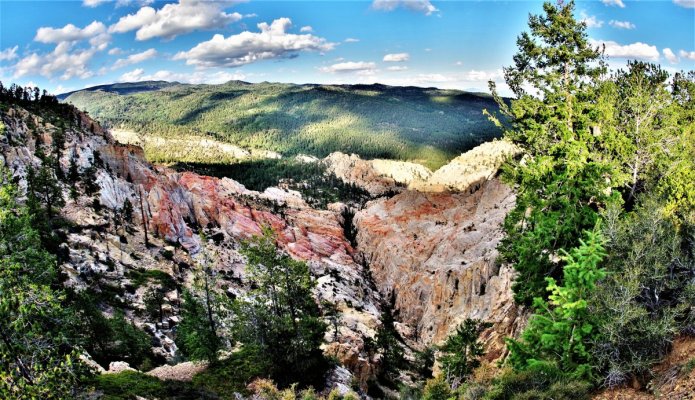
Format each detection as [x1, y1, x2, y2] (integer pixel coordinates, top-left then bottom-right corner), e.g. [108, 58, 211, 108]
[354, 178, 524, 357]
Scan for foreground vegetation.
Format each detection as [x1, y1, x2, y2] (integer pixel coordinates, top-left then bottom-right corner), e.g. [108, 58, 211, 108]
[63, 81, 503, 170]
[1, 0, 694, 398]
[415, 1, 695, 398]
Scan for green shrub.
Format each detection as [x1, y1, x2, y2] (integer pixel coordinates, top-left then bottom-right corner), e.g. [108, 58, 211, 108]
[422, 376, 453, 400]
[590, 200, 692, 387]
[91, 370, 214, 400]
[191, 346, 272, 397]
[507, 229, 607, 380]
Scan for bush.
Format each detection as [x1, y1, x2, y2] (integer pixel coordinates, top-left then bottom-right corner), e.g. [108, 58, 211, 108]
[191, 346, 272, 397]
[484, 363, 591, 400]
[91, 370, 214, 400]
[590, 200, 693, 386]
[422, 376, 452, 400]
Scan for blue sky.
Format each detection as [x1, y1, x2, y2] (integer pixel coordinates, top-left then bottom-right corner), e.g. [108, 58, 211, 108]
[0, 0, 693, 95]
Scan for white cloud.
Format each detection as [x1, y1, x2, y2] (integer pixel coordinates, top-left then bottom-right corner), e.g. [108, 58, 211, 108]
[12, 20, 112, 81]
[679, 50, 695, 60]
[119, 68, 248, 84]
[109, 0, 242, 41]
[386, 65, 408, 71]
[319, 61, 376, 73]
[83, 0, 109, 7]
[455, 61, 463, 66]
[591, 39, 660, 61]
[383, 52, 409, 62]
[609, 20, 635, 29]
[174, 18, 335, 68]
[663, 48, 679, 63]
[120, 68, 145, 81]
[0, 46, 18, 61]
[602, 0, 625, 7]
[35, 21, 107, 44]
[371, 0, 438, 16]
[580, 12, 604, 28]
[14, 44, 98, 81]
[674, 0, 695, 8]
[300, 26, 313, 33]
[344, 38, 360, 43]
[108, 47, 124, 55]
[112, 48, 157, 69]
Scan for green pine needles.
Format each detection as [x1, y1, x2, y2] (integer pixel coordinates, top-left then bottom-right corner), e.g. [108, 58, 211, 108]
[507, 228, 607, 380]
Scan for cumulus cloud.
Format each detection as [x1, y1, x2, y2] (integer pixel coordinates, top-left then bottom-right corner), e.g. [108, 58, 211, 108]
[386, 65, 408, 71]
[590, 39, 660, 61]
[12, 20, 112, 81]
[680, 50, 695, 60]
[300, 26, 313, 32]
[14, 44, 98, 80]
[109, 0, 242, 41]
[371, 0, 438, 16]
[580, 12, 604, 28]
[119, 67, 247, 84]
[108, 47, 124, 55]
[383, 52, 409, 62]
[602, 0, 625, 7]
[112, 48, 157, 69]
[663, 48, 679, 64]
[174, 18, 335, 68]
[674, 0, 695, 8]
[35, 21, 107, 44]
[319, 61, 376, 73]
[0, 46, 18, 61]
[609, 20, 635, 29]
[120, 68, 146, 81]
[344, 38, 360, 43]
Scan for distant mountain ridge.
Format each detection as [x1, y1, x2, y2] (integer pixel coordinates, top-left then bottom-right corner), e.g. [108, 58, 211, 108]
[63, 80, 504, 169]
[57, 81, 181, 100]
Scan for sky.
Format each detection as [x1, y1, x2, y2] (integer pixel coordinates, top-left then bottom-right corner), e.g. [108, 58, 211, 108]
[0, 0, 693, 95]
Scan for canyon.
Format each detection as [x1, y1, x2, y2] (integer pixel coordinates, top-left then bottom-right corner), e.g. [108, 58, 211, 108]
[1, 104, 522, 390]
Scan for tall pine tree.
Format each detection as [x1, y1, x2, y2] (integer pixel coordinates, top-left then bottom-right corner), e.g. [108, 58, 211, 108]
[488, 0, 616, 305]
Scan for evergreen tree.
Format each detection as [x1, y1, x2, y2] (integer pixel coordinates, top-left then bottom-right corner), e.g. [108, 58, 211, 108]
[176, 289, 221, 363]
[143, 286, 166, 323]
[374, 303, 406, 381]
[233, 227, 328, 387]
[176, 242, 222, 363]
[0, 169, 84, 398]
[506, 228, 607, 380]
[438, 319, 491, 385]
[26, 159, 64, 222]
[122, 198, 134, 222]
[488, 0, 615, 305]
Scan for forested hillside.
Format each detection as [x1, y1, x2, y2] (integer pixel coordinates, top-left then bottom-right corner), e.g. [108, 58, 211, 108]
[63, 81, 503, 169]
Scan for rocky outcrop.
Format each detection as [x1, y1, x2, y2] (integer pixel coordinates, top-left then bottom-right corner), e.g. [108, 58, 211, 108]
[1, 105, 381, 388]
[411, 140, 520, 193]
[355, 177, 524, 357]
[324, 140, 519, 196]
